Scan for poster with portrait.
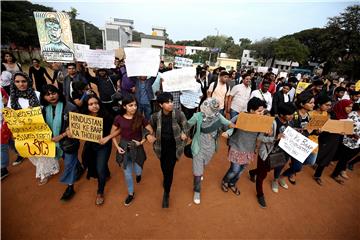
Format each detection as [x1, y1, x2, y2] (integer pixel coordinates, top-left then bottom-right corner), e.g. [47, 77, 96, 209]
[34, 12, 74, 62]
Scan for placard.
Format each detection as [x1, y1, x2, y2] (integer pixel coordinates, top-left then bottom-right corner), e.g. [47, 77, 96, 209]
[2, 107, 56, 158]
[124, 48, 160, 77]
[69, 112, 103, 143]
[34, 12, 74, 62]
[161, 67, 197, 92]
[306, 114, 329, 133]
[321, 119, 353, 135]
[175, 56, 193, 68]
[74, 43, 90, 62]
[279, 126, 318, 163]
[235, 112, 274, 133]
[296, 82, 310, 94]
[84, 49, 115, 68]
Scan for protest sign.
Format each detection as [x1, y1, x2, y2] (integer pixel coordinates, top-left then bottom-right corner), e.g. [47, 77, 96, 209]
[257, 67, 278, 75]
[124, 48, 160, 77]
[235, 112, 274, 133]
[180, 90, 201, 107]
[161, 67, 198, 92]
[296, 82, 310, 94]
[74, 43, 90, 62]
[279, 126, 318, 163]
[279, 72, 288, 79]
[34, 12, 74, 62]
[306, 114, 329, 133]
[2, 107, 56, 158]
[321, 119, 353, 135]
[83, 49, 115, 68]
[69, 112, 103, 143]
[175, 56, 193, 68]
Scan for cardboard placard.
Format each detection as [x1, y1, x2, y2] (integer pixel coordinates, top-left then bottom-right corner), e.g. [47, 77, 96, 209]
[2, 107, 56, 158]
[279, 126, 318, 163]
[321, 119, 353, 135]
[306, 114, 329, 133]
[235, 112, 274, 133]
[296, 82, 310, 94]
[69, 112, 103, 143]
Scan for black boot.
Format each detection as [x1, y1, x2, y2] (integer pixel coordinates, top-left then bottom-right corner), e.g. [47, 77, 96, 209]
[61, 185, 75, 201]
[162, 192, 169, 208]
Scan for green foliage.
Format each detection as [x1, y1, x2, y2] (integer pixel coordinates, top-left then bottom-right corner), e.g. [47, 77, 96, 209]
[132, 30, 143, 42]
[274, 37, 310, 64]
[249, 37, 277, 64]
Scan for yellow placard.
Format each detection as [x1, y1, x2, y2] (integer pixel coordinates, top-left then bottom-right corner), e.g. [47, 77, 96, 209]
[296, 82, 310, 94]
[2, 107, 56, 158]
[235, 112, 274, 133]
[69, 112, 103, 143]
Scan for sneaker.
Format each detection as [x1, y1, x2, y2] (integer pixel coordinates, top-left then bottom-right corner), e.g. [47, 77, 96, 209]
[60, 186, 75, 201]
[124, 194, 135, 206]
[257, 195, 267, 209]
[249, 170, 256, 183]
[1, 168, 9, 180]
[12, 156, 24, 166]
[193, 192, 200, 204]
[96, 194, 105, 206]
[162, 192, 169, 208]
[271, 180, 279, 193]
[278, 178, 289, 189]
[340, 171, 349, 180]
[38, 177, 48, 186]
[136, 175, 142, 183]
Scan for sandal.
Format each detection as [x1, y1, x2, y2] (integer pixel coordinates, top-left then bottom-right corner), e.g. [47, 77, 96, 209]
[288, 175, 296, 185]
[38, 177, 48, 186]
[332, 176, 344, 185]
[221, 181, 229, 192]
[95, 194, 104, 205]
[229, 185, 241, 196]
[313, 177, 323, 186]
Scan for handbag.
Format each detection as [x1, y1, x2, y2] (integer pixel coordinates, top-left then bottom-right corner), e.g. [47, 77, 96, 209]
[265, 144, 287, 169]
[60, 138, 80, 153]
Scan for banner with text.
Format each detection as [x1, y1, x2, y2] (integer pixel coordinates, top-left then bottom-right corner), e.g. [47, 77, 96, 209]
[84, 49, 115, 68]
[175, 56, 193, 68]
[69, 112, 103, 143]
[74, 43, 90, 62]
[161, 67, 197, 92]
[2, 107, 56, 158]
[279, 126, 318, 163]
[124, 48, 160, 77]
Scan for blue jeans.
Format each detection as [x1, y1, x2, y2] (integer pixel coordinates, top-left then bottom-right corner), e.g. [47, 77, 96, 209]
[282, 153, 317, 177]
[60, 152, 80, 185]
[123, 156, 142, 194]
[223, 162, 247, 186]
[1, 144, 9, 168]
[219, 108, 225, 117]
[230, 109, 239, 120]
[139, 103, 152, 121]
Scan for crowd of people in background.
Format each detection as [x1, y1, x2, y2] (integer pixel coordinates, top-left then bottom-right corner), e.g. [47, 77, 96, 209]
[1, 50, 359, 209]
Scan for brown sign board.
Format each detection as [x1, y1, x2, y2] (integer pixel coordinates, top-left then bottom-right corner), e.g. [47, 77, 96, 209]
[235, 112, 274, 133]
[321, 119, 353, 135]
[306, 114, 329, 133]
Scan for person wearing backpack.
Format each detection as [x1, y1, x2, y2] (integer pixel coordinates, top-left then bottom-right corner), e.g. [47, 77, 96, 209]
[207, 71, 230, 116]
[227, 73, 252, 119]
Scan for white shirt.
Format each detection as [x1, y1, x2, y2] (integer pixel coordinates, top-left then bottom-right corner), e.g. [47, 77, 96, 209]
[7, 91, 40, 109]
[229, 83, 251, 113]
[250, 90, 272, 111]
[180, 82, 202, 109]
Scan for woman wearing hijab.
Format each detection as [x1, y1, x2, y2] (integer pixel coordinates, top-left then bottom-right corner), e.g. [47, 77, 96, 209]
[313, 99, 353, 185]
[8, 72, 59, 185]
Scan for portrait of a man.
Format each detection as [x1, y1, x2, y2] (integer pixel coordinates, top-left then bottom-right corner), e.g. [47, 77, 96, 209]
[42, 17, 73, 53]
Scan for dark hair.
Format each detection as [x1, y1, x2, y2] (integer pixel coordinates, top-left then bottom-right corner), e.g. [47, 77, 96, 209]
[353, 103, 360, 111]
[262, 80, 271, 86]
[346, 82, 355, 88]
[242, 73, 251, 79]
[160, 60, 164, 64]
[334, 86, 346, 93]
[157, 92, 173, 104]
[72, 81, 87, 93]
[119, 94, 144, 131]
[247, 97, 267, 112]
[278, 102, 296, 116]
[349, 90, 360, 96]
[40, 84, 65, 106]
[44, 17, 60, 25]
[314, 95, 331, 109]
[115, 57, 120, 60]
[282, 83, 292, 88]
[219, 71, 230, 77]
[312, 80, 324, 86]
[67, 63, 76, 68]
[82, 95, 106, 117]
[288, 76, 298, 83]
[295, 91, 314, 109]
[32, 58, 40, 63]
[2, 51, 16, 63]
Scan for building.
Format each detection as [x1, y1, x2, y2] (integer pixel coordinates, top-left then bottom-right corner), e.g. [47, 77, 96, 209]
[140, 27, 166, 56]
[216, 57, 240, 71]
[102, 18, 134, 50]
[185, 46, 208, 55]
[241, 49, 259, 67]
[165, 44, 186, 55]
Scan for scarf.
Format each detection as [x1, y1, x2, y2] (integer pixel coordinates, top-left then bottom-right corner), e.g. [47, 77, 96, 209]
[46, 102, 64, 159]
[10, 71, 40, 110]
[333, 99, 352, 120]
[200, 98, 220, 121]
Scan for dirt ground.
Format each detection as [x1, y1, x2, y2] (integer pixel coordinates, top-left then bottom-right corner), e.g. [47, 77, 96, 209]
[1, 136, 359, 239]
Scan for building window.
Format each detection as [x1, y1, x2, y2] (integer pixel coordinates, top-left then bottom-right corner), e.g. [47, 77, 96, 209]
[244, 54, 248, 57]
[106, 28, 119, 41]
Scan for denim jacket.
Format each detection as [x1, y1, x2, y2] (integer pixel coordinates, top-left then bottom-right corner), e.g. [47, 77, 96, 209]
[134, 77, 156, 104]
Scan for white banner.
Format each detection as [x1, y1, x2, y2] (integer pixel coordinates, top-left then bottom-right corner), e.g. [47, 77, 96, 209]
[74, 43, 90, 62]
[175, 56, 193, 68]
[161, 67, 197, 92]
[84, 49, 115, 68]
[279, 126, 318, 163]
[124, 48, 160, 77]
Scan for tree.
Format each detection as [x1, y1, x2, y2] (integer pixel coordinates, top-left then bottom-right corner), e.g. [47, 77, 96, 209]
[249, 37, 277, 65]
[66, 7, 79, 19]
[132, 30, 143, 42]
[274, 37, 310, 68]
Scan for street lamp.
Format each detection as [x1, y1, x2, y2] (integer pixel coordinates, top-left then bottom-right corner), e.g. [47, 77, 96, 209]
[82, 22, 87, 44]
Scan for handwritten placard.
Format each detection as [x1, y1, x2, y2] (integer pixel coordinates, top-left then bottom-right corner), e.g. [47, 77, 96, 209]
[162, 67, 198, 92]
[321, 119, 353, 135]
[296, 82, 310, 94]
[2, 107, 56, 158]
[124, 48, 160, 77]
[279, 126, 318, 163]
[235, 112, 274, 133]
[306, 114, 329, 133]
[84, 49, 115, 68]
[175, 56, 193, 68]
[69, 112, 103, 143]
[74, 43, 90, 62]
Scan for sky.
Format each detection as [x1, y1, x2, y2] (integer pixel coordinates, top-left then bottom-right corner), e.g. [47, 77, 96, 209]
[30, 0, 358, 43]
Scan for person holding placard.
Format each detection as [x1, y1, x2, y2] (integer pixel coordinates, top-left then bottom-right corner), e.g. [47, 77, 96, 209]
[1, 88, 11, 180]
[134, 76, 156, 121]
[109, 95, 155, 206]
[221, 98, 266, 196]
[313, 100, 354, 185]
[81, 95, 116, 205]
